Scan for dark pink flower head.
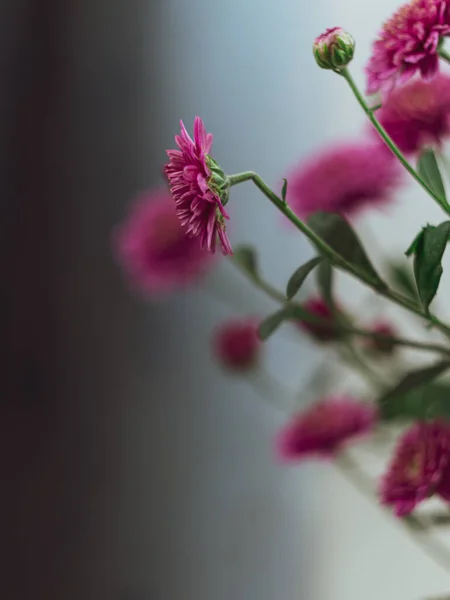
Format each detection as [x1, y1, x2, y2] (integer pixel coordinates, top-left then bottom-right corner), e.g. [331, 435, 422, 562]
[380, 420, 450, 516]
[212, 318, 261, 372]
[296, 297, 340, 342]
[113, 190, 214, 296]
[366, 0, 450, 96]
[165, 117, 232, 255]
[376, 74, 450, 153]
[365, 320, 397, 354]
[276, 397, 377, 462]
[286, 142, 402, 219]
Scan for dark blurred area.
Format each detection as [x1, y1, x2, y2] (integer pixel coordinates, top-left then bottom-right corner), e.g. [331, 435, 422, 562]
[1, 1, 164, 597]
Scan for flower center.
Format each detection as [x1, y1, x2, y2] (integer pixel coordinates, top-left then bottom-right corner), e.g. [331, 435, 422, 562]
[404, 444, 424, 483]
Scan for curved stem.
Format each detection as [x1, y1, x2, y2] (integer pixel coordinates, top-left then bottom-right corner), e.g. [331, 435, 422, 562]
[228, 171, 450, 338]
[340, 68, 450, 214]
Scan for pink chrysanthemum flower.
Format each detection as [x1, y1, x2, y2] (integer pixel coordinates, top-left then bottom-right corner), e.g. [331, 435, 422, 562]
[276, 397, 377, 462]
[376, 75, 450, 153]
[213, 318, 261, 372]
[113, 190, 214, 296]
[366, 0, 450, 95]
[286, 142, 402, 218]
[296, 297, 340, 342]
[380, 420, 450, 516]
[165, 117, 232, 255]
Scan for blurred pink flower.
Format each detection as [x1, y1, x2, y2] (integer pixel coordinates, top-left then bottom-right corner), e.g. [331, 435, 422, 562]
[376, 75, 450, 153]
[286, 142, 402, 219]
[380, 420, 450, 516]
[213, 318, 261, 372]
[365, 320, 397, 354]
[165, 117, 232, 255]
[296, 297, 339, 342]
[366, 0, 450, 95]
[276, 397, 377, 461]
[114, 190, 214, 296]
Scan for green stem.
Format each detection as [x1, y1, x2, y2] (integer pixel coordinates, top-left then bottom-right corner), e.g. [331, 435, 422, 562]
[228, 171, 450, 337]
[340, 68, 450, 214]
[339, 341, 385, 390]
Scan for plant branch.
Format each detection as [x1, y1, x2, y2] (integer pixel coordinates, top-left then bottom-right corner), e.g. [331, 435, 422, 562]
[340, 67, 450, 215]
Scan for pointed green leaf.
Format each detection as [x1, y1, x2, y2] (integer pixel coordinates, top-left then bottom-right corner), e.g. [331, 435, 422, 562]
[316, 260, 333, 307]
[387, 261, 418, 299]
[405, 230, 423, 257]
[281, 178, 288, 202]
[286, 256, 322, 300]
[307, 211, 386, 289]
[378, 360, 450, 411]
[417, 149, 447, 206]
[412, 221, 450, 311]
[233, 245, 258, 279]
[258, 308, 290, 340]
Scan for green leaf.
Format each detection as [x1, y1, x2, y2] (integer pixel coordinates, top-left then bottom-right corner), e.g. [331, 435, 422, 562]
[405, 230, 423, 257]
[258, 305, 322, 341]
[233, 245, 258, 279]
[380, 382, 450, 422]
[412, 221, 450, 311]
[258, 308, 290, 340]
[417, 149, 447, 206]
[387, 261, 418, 299]
[286, 256, 322, 300]
[378, 360, 450, 414]
[316, 260, 333, 306]
[307, 211, 386, 289]
[281, 178, 288, 202]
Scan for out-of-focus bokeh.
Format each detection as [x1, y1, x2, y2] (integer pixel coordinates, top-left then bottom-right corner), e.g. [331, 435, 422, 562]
[2, 0, 450, 599]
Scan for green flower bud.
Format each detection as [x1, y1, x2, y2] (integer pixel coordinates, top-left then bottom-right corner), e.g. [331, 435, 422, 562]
[313, 27, 355, 72]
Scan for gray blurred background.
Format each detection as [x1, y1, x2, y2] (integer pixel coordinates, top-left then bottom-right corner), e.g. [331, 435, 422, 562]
[2, 1, 450, 599]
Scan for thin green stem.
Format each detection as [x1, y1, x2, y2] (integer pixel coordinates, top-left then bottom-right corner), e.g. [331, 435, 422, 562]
[228, 170, 450, 337]
[340, 68, 450, 215]
[339, 341, 385, 390]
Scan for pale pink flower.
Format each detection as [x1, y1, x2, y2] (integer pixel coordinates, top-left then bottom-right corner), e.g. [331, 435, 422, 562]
[380, 420, 450, 516]
[376, 75, 450, 153]
[366, 0, 450, 95]
[165, 117, 232, 255]
[212, 318, 261, 372]
[286, 142, 402, 218]
[276, 397, 377, 461]
[113, 190, 214, 296]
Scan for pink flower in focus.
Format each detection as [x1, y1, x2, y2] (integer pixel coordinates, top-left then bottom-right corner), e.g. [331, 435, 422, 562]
[276, 397, 377, 461]
[375, 75, 450, 153]
[165, 117, 232, 255]
[365, 320, 397, 354]
[380, 420, 450, 516]
[286, 142, 402, 219]
[113, 190, 214, 296]
[213, 318, 261, 372]
[296, 297, 339, 342]
[366, 0, 450, 96]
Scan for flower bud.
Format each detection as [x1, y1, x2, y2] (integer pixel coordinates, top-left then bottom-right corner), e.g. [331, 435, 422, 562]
[212, 318, 261, 373]
[365, 321, 397, 355]
[206, 155, 230, 207]
[313, 27, 355, 72]
[296, 297, 342, 343]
